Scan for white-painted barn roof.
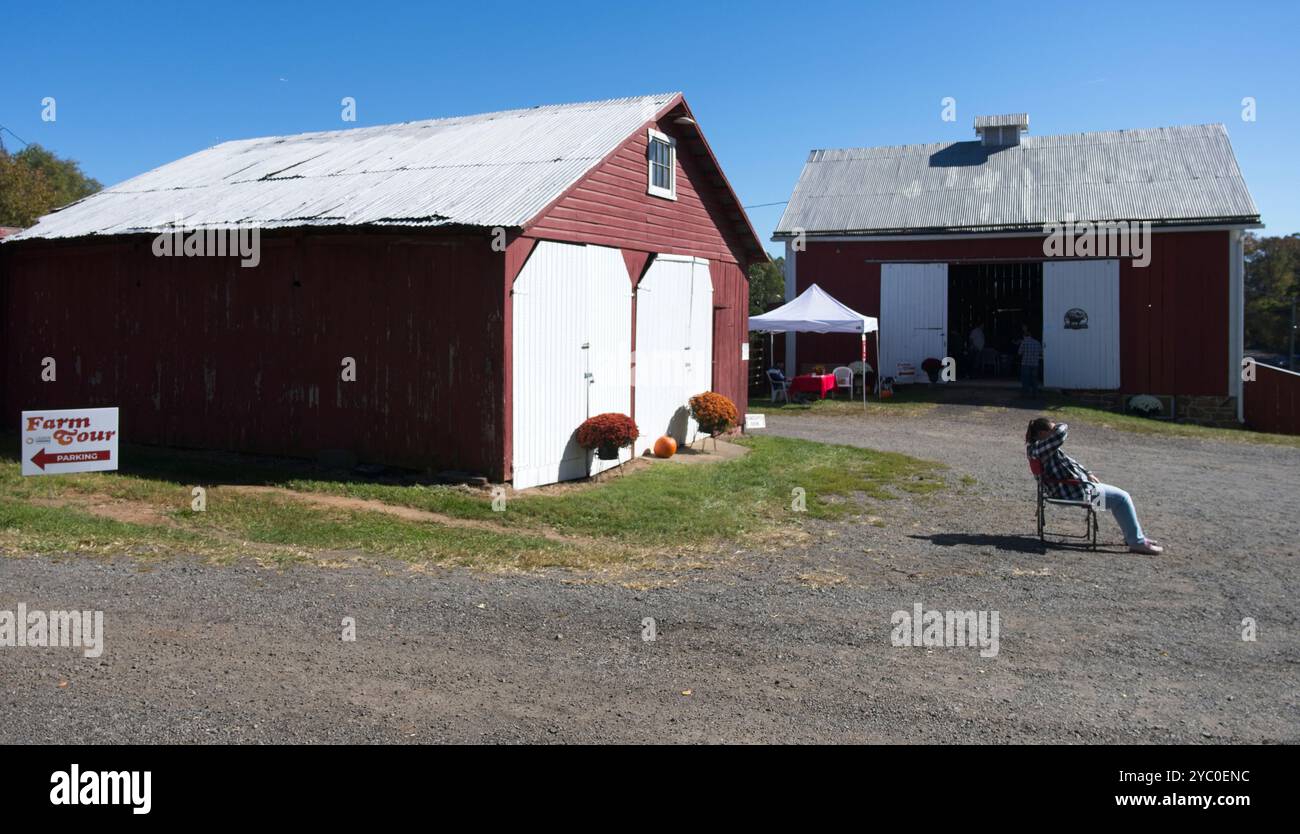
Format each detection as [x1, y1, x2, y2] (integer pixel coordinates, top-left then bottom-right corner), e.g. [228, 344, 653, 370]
[10, 93, 681, 241]
[775, 123, 1260, 236]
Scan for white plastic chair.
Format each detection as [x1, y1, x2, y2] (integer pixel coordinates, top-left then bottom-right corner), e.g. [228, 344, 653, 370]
[766, 368, 790, 403]
[832, 366, 853, 398]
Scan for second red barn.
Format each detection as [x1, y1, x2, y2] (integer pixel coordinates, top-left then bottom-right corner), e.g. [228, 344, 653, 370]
[773, 113, 1260, 425]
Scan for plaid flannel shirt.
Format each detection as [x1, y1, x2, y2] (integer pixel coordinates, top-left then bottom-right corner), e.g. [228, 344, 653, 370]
[1026, 422, 1095, 501]
[1018, 336, 1042, 368]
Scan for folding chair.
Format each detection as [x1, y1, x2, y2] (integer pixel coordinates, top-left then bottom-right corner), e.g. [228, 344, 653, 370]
[766, 368, 791, 404]
[1028, 458, 1098, 549]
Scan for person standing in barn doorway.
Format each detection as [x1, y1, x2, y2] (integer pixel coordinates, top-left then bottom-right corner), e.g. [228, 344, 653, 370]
[1017, 325, 1042, 397]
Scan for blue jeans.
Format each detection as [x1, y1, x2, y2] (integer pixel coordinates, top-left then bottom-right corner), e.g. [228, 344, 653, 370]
[1020, 364, 1040, 395]
[1094, 483, 1146, 546]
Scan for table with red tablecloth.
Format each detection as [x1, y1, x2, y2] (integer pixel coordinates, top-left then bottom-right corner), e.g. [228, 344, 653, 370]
[789, 373, 836, 399]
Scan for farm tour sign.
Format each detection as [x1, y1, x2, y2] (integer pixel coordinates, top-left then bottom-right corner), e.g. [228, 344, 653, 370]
[21, 408, 119, 476]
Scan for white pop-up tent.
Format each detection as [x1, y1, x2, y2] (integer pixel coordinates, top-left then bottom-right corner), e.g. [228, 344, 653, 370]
[748, 283, 880, 405]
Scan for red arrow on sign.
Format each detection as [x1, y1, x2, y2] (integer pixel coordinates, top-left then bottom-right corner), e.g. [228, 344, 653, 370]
[31, 448, 112, 471]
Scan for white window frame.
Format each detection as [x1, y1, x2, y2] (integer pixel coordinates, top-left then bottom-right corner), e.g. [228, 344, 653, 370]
[646, 128, 676, 200]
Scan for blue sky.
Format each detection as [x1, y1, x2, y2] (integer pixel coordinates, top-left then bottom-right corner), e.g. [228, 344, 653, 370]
[3, 0, 1296, 255]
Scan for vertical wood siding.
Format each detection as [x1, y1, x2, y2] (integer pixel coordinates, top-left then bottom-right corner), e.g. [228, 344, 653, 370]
[1042, 259, 1121, 389]
[1, 231, 507, 478]
[1243, 365, 1300, 435]
[709, 260, 749, 414]
[525, 115, 755, 267]
[520, 111, 755, 425]
[511, 241, 632, 488]
[791, 231, 1230, 395]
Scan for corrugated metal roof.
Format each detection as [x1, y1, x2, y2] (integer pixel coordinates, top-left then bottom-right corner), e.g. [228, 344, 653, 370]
[9, 93, 681, 241]
[774, 123, 1260, 237]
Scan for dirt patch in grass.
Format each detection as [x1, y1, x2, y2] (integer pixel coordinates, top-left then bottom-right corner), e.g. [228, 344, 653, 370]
[30, 493, 175, 527]
[221, 485, 578, 544]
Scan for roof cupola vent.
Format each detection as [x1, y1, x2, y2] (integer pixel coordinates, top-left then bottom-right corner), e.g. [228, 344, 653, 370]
[974, 113, 1029, 146]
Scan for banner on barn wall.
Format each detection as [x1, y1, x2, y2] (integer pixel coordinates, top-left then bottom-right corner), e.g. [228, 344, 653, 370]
[21, 408, 120, 477]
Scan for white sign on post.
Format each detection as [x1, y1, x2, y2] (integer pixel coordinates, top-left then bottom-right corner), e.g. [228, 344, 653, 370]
[22, 408, 120, 476]
[745, 413, 766, 430]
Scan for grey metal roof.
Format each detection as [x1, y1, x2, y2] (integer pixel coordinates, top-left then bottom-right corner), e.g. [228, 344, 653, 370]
[974, 113, 1029, 130]
[9, 93, 681, 241]
[774, 123, 1260, 237]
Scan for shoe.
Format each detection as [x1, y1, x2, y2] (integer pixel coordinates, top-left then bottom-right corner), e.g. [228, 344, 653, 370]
[1129, 539, 1163, 555]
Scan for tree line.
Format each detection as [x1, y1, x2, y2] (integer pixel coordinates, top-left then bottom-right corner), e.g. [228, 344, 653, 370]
[0, 143, 101, 228]
[1244, 233, 1299, 359]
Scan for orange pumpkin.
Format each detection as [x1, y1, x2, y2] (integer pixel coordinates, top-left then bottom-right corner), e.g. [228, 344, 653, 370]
[653, 435, 677, 458]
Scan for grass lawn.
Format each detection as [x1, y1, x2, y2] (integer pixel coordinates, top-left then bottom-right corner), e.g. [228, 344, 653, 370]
[0, 458, 567, 570]
[1041, 400, 1300, 448]
[0, 433, 946, 569]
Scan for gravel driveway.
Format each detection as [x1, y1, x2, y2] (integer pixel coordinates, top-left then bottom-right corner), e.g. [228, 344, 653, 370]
[2, 403, 1297, 743]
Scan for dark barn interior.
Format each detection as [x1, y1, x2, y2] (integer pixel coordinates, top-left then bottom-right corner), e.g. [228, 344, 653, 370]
[947, 262, 1042, 379]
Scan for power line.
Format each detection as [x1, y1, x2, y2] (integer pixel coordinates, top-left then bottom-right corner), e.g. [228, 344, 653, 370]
[0, 124, 33, 151]
[743, 200, 788, 209]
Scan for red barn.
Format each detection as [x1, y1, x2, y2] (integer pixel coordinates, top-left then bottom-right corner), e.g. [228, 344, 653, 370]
[1, 93, 765, 487]
[773, 114, 1261, 425]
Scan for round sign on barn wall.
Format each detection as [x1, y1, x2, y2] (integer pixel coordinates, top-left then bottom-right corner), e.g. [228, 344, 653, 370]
[1064, 308, 1089, 329]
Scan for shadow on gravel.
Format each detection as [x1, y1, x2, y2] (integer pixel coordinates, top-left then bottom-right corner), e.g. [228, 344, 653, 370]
[910, 532, 1048, 554]
[912, 532, 1131, 556]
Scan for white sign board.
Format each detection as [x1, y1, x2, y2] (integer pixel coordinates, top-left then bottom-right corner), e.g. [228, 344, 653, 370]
[22, 408, 120, 476]
[744, 413, 766, 430]
[741, 341, 750, 361]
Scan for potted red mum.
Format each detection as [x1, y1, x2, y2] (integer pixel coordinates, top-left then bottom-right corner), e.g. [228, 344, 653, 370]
[688, 391, 739, 441]
[576, 413, 639, 460]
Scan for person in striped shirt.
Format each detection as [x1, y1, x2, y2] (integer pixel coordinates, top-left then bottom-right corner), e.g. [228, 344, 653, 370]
[1025, 417, 1164, 554]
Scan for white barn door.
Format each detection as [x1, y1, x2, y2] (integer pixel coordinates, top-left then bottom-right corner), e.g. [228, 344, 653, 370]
[635, 255, 712, 455]
[880, 263, 948, 383]
[1042, 259, 1120, 389]
[512, 241, 632, 490]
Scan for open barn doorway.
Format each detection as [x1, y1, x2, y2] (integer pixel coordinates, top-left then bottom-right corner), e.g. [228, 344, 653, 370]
[947, 262, 1042, 381]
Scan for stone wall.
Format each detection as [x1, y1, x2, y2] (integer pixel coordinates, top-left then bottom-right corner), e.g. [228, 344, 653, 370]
[1178, 395, 1240, 427]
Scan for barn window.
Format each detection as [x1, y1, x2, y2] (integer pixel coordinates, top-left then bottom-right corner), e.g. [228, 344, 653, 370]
[647, 129, 676, 200]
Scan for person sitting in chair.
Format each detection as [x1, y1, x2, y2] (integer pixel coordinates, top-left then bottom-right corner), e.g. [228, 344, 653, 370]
[1025, 417, 1163, 554]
